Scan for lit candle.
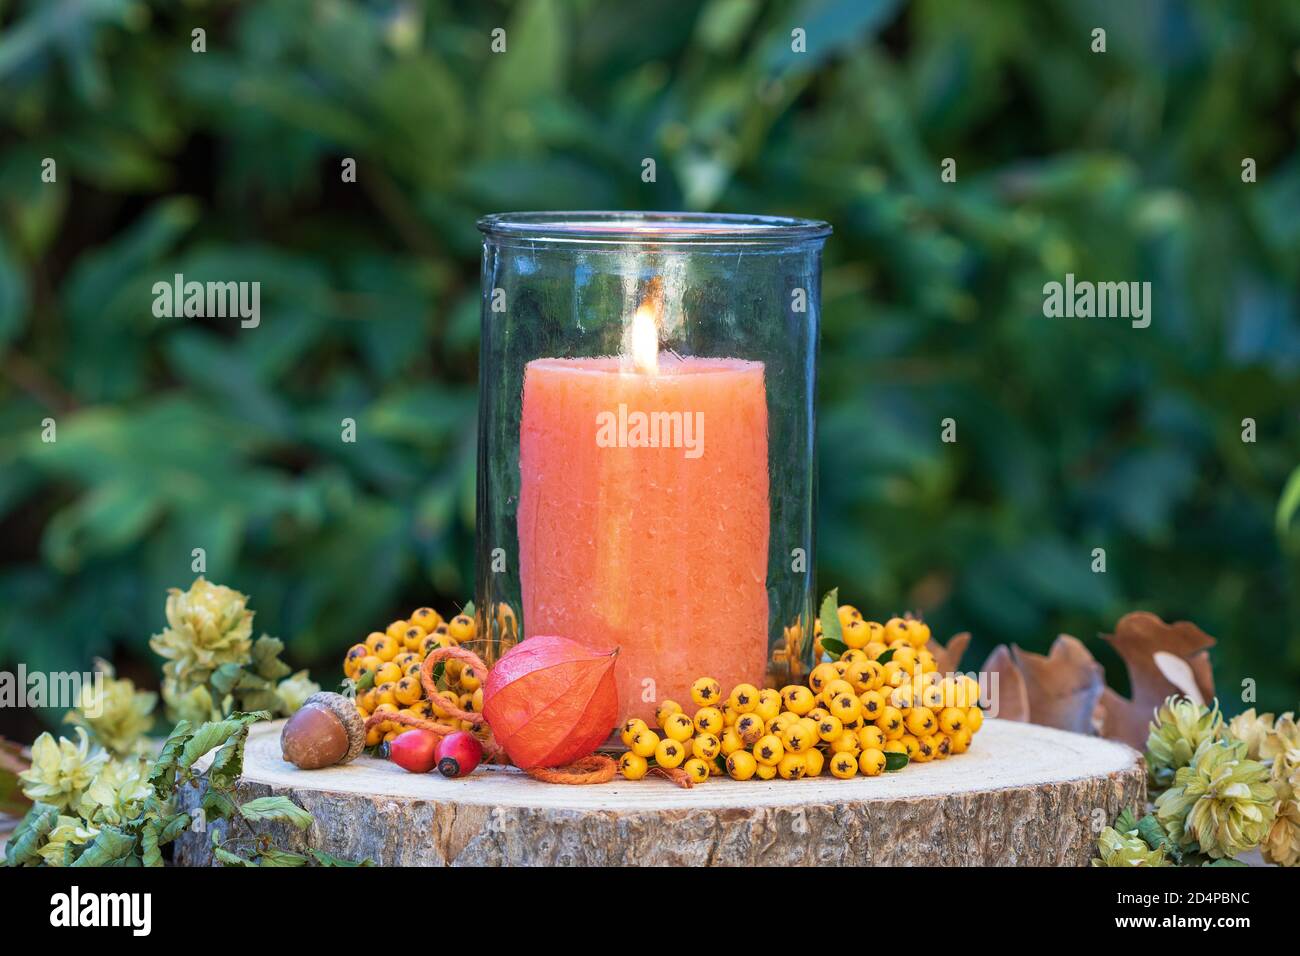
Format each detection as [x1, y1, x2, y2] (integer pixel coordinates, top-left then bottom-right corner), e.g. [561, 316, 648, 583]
[517, 299, 771, 722]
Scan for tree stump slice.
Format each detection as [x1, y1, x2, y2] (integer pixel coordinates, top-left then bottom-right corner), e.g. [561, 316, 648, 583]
[174, 718, 1143, 866]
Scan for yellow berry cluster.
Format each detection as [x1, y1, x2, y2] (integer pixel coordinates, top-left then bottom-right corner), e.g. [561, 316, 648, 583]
[341, 607, 479, 746]
[619, 605, 985, 783]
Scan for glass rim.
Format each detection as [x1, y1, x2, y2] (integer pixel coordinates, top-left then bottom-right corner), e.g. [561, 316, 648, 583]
[477, 210, 832, 245]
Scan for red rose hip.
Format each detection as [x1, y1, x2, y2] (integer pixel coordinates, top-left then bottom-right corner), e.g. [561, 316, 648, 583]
[436, 730, 483, 778]
[389, 729, 440, 774]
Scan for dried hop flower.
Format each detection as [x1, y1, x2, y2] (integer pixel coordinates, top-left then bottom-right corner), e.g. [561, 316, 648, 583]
[1155, 738, 1276, 860]
[18, 728, 110, 811]
[1146, 695, 1223, 792]
[1226, 708, 1275, 761]
[276, 669, 322, 716]
[1091, 826, 1172, 867]
[37, 816, 101, 867]
[65, 660, 157, 756]
[1258, 712, 1300, 867]
[150, 577, 254, 693]
[75, 757, 154, 827]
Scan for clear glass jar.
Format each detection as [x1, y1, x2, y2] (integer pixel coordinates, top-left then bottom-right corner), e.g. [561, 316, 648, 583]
[476, 212, 829, 721]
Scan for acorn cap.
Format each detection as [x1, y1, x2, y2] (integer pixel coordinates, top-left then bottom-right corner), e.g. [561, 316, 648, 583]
[305, 691, 366, 764]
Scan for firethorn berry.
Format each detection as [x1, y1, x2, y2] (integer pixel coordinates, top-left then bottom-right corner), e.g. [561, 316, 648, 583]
[804, 747, 825, 778]
[830, 732, 859, 755]
[938, 706, 965, 734]
[767, 712, 797, 738]
[663, 712, 694, 742]
[876, 706, 904, 739]
[755, 762, 778, 780]
[966, 705, 984, 733]
[394, 650, 418, 669]
[881, 661, 907, 688]
[950, 728, 972, 754]
[837, 604, 862, 629]
[726, 750, 758, 781]
[888, 685, 915, 713]
[906, 707, 936, 736]
[782, 686, 816, 716]
[777, 753, 807, 780]
[729, 683, 759, 713]
[382, 620, 407, 642]
[720, 728, 745, 755]
[376, 662, 404, 686]
[827, 691, 861, 722]
[821, 678, 855, 703]
[619, 751, 649, 780]
[365, 726, 384, 747]
[960, 675, 982, 705]
[371, 636, 400, 663]
[780, 723, 813, 754]
[883, 617, 909, 645]
[840, 647, 868, 665]
[816, 715, 844, 742]
[417, 635, 443, 658]
[410, 607, 441, 630]
[458, 665, 483, 693]
[934, 733, 952, 758]
[630, 729, 659, 758]
[903, 619, 931, 647]
[753, 734, 784, 766]
[394, 676, 423, 706]
[859, 748, 887, 776]
[857, 725, 886, 751]
[683, 758, 711, 784]
[830, 659, 850, 678]
[364, 631, 389, 653]
[858, 690, 885, 720]
[691, 677, 721, 706]
[374, 685, 399, 711]
[692, 733, 721, 761]
[917, 650, 937, 673]
[864, 641, 889, 661]
[831, 752, 859, 779]
[621, 718, 649, 746]
[694, 707, 724, 736]
[809, 663, 839, 695]
[400, 625, 426, 652]
[654, 737, 686, 769]
[735, 713, 764, 745]
[913, 736, 935, 762]
[920, 683, 945, 710]
[898, 734, 920, 757]
[842, 619, 872, 649]
[754, 689, 782, 721]
[656, 700, 683, 727]
[889, 645, 917, 671]
[457, 691, 475, 712]
[410, 699, 435, 720]
[448, 614, 476, 642]
[806, 707, 830, 726]
[344, 644, 368, 675]
[883, 739, 907, 755]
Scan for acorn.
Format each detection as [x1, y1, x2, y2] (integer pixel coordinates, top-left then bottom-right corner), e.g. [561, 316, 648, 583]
[280, 692, 366, 770]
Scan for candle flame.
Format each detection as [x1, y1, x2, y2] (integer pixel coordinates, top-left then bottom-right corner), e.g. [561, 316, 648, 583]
[630, 301, 659, 375]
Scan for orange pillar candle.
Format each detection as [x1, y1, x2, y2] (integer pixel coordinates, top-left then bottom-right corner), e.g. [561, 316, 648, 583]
[518, 318, 770, 722]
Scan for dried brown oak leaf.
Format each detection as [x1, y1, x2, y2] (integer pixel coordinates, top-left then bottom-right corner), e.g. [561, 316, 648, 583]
[0, 737, 33, 817]
[1095, 612, 1216, 750]
[980, 636, 1106, 736]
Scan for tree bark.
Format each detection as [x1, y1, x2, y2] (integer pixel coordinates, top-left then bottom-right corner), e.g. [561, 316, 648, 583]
[175, 718, 1144, 866]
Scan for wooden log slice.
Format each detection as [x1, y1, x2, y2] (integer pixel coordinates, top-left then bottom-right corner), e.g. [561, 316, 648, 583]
[174, 718, 1143, 866]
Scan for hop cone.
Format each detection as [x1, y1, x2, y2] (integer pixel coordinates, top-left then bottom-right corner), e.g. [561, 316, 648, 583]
[150, 577, 253, 693]
[1091, 826, 1171, 867]
[65, 661, 157, 756]
[1227, 708, 1275, 760]
[17, 728, 110, 812]
[1155, 738, 1276, 859]
[1258, 712, 1300, 867]
[1146, 695, 1222, 792]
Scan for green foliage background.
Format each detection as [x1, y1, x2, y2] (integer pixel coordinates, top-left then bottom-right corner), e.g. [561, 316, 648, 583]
[1, 0, 1298, 727]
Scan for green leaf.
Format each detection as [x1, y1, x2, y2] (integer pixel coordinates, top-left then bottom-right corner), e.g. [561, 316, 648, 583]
[875, 648, 896, 666]
[212, 845, 257, 867]
[257, 847, 309, 867]
[251, 634, 292, 680]
[1277, 464, 1300, 538]
[206, 734, 248, 792]
[1136, 815, 1182, 864]
[819, 637, 848, 659]
[70, 825, 136, 867]
[238, 795, 313, 830]
[140, 821, 162, 867]
[309, 848, 373, 867]
[4, 805, 58, 866]
[156, 813, 192, 845]
[1205, 857, 1249, 867]
[883, 751, 909, 772]
[148, 720, 194, 797]
[461, 601, 476, 619]
[210, 663, 245, 697]
[179, 712, 269, 771]
[1114, 806, 1139, 834]
[818, 588, 843, 652]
